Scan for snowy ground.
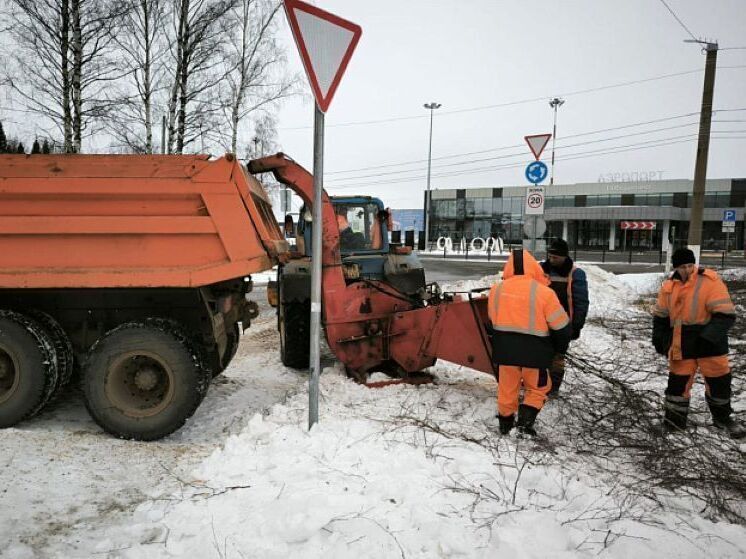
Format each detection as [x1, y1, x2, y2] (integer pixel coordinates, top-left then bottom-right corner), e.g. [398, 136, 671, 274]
[2, 268, 745, 558]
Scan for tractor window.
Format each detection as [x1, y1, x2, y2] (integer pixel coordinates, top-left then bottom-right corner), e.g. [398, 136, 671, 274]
[336, 203, 382, 252]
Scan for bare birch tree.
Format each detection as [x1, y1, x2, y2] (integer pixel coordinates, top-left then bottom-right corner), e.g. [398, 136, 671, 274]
[219, 0, 296, 154]
[5, 0, 127, 152]
[107, 0, 168, 153]
[4, 1, 75, 151]
[165, 0, 237, 153]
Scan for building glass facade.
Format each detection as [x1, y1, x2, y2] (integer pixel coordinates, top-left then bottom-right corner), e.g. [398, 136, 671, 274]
[424, 178, 746, 251]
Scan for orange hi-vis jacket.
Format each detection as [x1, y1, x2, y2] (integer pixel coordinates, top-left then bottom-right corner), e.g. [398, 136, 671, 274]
[488, 249, 572, 370]
[652, 268, 736, 361]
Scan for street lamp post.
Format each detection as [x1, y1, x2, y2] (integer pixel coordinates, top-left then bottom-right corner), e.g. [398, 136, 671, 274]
[548, 97, 565, 186]
[423, 102, 442, 251]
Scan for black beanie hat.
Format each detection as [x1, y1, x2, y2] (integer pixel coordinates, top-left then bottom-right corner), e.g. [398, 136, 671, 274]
[548, 239, 569, 257]
[672, 248, 696, 268]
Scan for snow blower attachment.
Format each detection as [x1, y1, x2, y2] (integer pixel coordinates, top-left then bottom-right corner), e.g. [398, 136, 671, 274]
[248, 153, 498, 385]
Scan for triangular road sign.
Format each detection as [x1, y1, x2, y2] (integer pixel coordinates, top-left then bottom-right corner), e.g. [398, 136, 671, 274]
[284, 0, 362, 113]
[524, 133, 552, 160]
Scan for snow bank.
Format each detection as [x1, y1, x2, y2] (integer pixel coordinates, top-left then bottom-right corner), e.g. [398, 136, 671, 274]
[100, 263, 745, 559]
[101, 362, 745, 559]
[6, 266, 745, 558]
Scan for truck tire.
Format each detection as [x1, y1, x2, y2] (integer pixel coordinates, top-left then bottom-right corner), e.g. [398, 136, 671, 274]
[82, 319, 210, 441]
[212, 322, 240, 378]
[0, 310, 58, 428]
[279, 300, 310, 369]
[28, 310, 74, 394]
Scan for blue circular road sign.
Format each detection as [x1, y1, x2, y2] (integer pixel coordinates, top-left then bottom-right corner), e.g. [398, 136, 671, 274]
[525, 161, 548, 184]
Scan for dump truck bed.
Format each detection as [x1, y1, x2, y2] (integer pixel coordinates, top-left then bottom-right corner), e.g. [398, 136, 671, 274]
[0, 154, 287, 288]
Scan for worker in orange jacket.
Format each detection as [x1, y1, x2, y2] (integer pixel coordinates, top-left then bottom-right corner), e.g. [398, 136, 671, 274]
[488, 249, 572, 436]
[652, 248, 744, 438]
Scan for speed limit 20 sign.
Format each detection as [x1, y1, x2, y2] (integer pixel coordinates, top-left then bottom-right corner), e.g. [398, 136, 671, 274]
[524, 186, 545, 215]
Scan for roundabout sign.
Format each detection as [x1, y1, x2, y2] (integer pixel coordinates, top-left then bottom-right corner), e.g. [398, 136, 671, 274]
[525, 160, 548, 185]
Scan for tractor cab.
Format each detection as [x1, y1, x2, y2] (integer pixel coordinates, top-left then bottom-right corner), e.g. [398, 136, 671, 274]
[296, 196, 426, 296]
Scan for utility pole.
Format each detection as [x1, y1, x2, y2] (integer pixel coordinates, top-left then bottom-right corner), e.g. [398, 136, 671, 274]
[548, 97, 564, 186]
[423, 102, 442, 251]
[686, 40, 718, 263]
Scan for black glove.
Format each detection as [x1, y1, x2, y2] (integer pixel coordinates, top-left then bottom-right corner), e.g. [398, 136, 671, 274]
[653, 338, 670, 356]
[652, 316, 672, 356]
[699, 313, 734, 345]
[571, 324, 582, 340]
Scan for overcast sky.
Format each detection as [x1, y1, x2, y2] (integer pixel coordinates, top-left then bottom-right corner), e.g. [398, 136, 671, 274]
[275, 0, 746, 208]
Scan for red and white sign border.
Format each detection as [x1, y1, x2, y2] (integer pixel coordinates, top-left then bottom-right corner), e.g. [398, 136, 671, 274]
[284, 0, 362, 113]
[524, 133, 552, 161]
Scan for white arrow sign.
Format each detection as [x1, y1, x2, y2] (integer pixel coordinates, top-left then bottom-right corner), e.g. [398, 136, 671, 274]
[524, 133, 552, 160]
[284, 0, 362, 112]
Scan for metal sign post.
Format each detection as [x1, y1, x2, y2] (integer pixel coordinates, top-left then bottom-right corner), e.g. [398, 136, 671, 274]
[524, 161, 547, 254]
[308, 105, 324, 428]
[523, 134, 550, 255]
[722, 209, 736, 255]
[284, 0, 361, 429]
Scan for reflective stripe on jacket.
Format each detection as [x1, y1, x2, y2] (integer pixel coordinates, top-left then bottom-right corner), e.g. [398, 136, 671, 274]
[652, 267, 736, 360]
[489, 249, 571, 369]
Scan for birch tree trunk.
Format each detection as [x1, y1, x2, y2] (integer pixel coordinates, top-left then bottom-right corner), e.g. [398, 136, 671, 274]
[6, 0, 126, 153]
[61, 0, 74, 152]
[71, 0, 82, 152]
[222, 0, 295, 156]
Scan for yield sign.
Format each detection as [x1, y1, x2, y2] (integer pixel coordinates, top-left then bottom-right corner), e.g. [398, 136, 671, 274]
[524, 133, 552, 160]
[284, 0, 362, 113]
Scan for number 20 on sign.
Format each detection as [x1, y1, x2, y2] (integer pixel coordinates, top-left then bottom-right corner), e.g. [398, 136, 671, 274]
[525, 186, 545, 215]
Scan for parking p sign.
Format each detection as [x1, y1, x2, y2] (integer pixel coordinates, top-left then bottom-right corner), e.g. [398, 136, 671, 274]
[722, 209, 736, 233]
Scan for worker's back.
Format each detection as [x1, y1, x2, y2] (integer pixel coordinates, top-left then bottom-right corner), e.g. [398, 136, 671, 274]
[488, 250, 570, 369]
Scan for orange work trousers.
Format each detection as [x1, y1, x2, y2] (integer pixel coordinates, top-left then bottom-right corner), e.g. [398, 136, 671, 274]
[668, 355, 730, 398]
[497, 365, 551, 417]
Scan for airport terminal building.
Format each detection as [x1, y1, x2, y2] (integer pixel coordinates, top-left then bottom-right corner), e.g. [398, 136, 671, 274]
[425, 177, 746, 251]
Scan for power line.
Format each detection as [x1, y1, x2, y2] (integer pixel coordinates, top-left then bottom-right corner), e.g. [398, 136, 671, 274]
[327, 113, 746, 182]
[326, 112, 702, 176]
[326, 124, 704, 184]
[287, 69, 704, 130]
[281, 66, 746, 131]
[329, 134, 745, 191]
[332, 136, 700, 189]
[657, 0, 698, 41]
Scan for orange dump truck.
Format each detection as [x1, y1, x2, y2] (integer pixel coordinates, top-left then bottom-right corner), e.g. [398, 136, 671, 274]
[0, 154, 287, 440]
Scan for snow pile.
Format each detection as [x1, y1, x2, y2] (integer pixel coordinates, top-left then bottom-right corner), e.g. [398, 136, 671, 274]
[616, 272, 664, 297]
[3, 265, 745, 558]
[720, 267, 746, 282]
[89, 364, 745, 559]
[72, 266, 743, 559]
[440, 273, 500, 293]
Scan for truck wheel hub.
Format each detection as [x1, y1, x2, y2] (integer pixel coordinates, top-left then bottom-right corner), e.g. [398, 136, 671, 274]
[134, 368, 159, 391]
[105, 352, 175, 418]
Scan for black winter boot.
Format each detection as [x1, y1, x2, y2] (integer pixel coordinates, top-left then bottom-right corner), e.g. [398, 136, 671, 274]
[707, 395, 746, 439]
[547, 370, 563, 397]
[497, 414, 515, 435]
[547, 355, 565, 397]
[516, 405, 539, 437]
[662, 395, 689, 433]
